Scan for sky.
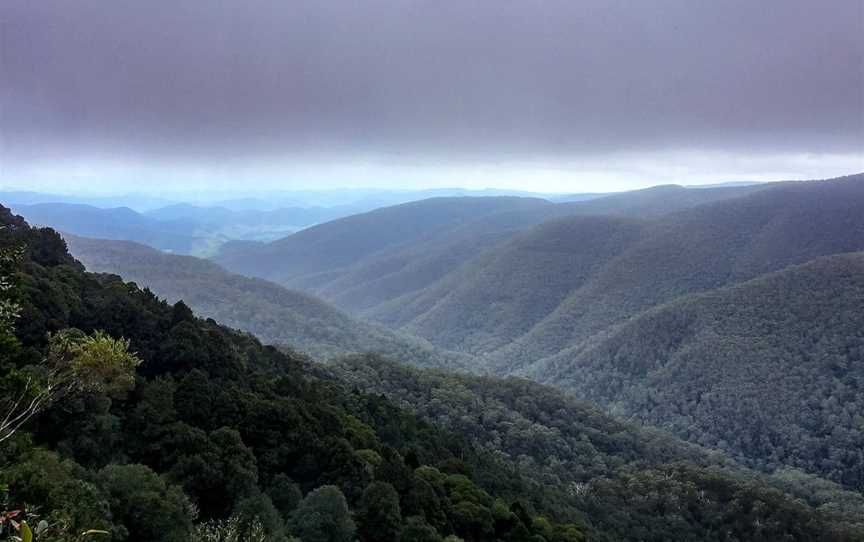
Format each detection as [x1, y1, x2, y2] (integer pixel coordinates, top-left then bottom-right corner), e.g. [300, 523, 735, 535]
[1, 0, 862, 195]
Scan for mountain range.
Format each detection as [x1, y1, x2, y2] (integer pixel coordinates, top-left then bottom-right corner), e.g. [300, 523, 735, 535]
[3, 203, 862, 540]
[63, 233, 467, 369]
[6, 173, 864, 532]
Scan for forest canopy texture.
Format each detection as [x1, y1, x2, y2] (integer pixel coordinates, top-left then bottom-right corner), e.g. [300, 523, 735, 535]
[3, 195, 864, 542]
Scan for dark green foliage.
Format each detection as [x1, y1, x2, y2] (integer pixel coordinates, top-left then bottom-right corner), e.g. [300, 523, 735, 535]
[97, 463, 193, 542]
[233, 491, 289, 541]
[401, 515, 443, 542]
[535, 252, 864, 492]
[3, 202, 864, 541]
[332, 354, 864, 539]
[265, 474, 302, 519]
[289, 485, 355, 542]
[0, 205, 613, 542]
[357, 481, 402, 542]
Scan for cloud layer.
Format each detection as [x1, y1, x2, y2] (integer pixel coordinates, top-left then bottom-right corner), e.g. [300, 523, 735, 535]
[1, 0, 861, 190]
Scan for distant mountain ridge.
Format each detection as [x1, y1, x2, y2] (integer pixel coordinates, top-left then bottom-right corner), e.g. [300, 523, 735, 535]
[215, 182, 770, 313]
[11, 202, 206, 254]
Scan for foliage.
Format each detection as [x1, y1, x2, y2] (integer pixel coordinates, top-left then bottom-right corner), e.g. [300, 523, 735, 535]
[0, 207, 605, 542]
[534, 252, 864, 492]
[65, 234, 467, 368]
[1, 329, 140, 445]
[288, 486, 355, 542]
[332, 354, 864, 540]
[3, 198, 864, 541]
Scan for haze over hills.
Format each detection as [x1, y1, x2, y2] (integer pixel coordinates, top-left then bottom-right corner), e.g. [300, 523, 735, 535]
[213, 196, 557, 282]
[214, 182, 771, 305]
[4, 187, 569, 257]
[5, 174, 864, 535]
[4, 0, 862, 538]
[481, 175, 864, 372]
[210, 173, 864, 493]
[10, 202, 206, 254]
[8, 208, 864, 542]
[9, 205, 864, 540]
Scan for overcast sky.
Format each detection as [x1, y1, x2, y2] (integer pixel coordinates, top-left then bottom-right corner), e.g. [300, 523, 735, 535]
[1, 0, 862, 195]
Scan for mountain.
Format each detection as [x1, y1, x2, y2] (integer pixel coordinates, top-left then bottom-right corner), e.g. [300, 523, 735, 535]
[351, 176, 863, 370]
[0, 190, 175, 211]
[481, 175, 864, 371]
[3, 205, 861, 541]
[529, 251, 864, 492]
[214, 174, 864, 494]
[0, 206, 592, 541]
[63, 234, 467, 368]
[9, 202, 205, 254]
[330, 355, 864, 539]
[213, 196, 556, 283]
[215, 183, 768, 315]
[144, 203, 369, 238]
[553, 182, 768, 218]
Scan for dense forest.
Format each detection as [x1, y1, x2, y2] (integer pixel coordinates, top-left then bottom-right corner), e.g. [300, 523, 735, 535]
[27, 176, 864, 538]
[213, 197, 554, 284]
[1, 206, 589, 541]
[331, 355, 864, 536]
[213, 183, 766, 310]
[3, 208, 864, 540]
[63, 235, 465, 369]
[529, 252, 864, 492]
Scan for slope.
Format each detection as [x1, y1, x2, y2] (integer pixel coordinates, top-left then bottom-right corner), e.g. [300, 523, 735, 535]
[486, 174, 864, 371]
[11, 202, 203, 253]
[63, 234, 466, 368]
[530, 252, 864, 492]
[0, 205, 591, 541]
[215, 183, 768, 319]
[5, 204, 861, 540]
[357, 175, 863, 370]
[213, 196, 555, 283]
[331, 355, 864, 539]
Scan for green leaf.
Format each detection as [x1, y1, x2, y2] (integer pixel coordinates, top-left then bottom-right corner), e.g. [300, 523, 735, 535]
[20, 521, 32, 542]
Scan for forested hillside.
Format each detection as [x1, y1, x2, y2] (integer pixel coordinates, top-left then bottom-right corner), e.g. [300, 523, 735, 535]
[3, 206, 863, 540]
[331, 355, 864, 537]
[213, 197, 554, 283]
[63, 234, 466, 368]
[528, 252, 864, 493]
[0, 205, 584, 541]
[215, 183, 763, 317]
[363, 176, 864, 372]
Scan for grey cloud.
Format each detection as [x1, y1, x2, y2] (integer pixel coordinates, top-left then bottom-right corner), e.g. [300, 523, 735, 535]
[1, 0, 862, 164]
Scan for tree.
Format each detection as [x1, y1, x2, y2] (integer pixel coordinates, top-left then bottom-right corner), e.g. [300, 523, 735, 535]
[97, 463, 193, 542]
[1, 329, 141, 444]
[266, 474, 302, 519]
[289, 485, 355, 542]
[0, 243, 22, 356]
[233, 491, 288, 542]
[357, 482, 402, 542]
[401, 516, 443, 542]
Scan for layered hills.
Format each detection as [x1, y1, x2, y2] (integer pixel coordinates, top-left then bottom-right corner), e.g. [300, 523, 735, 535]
[2, 204, 862, 540]
[63, 234, 466, 368]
